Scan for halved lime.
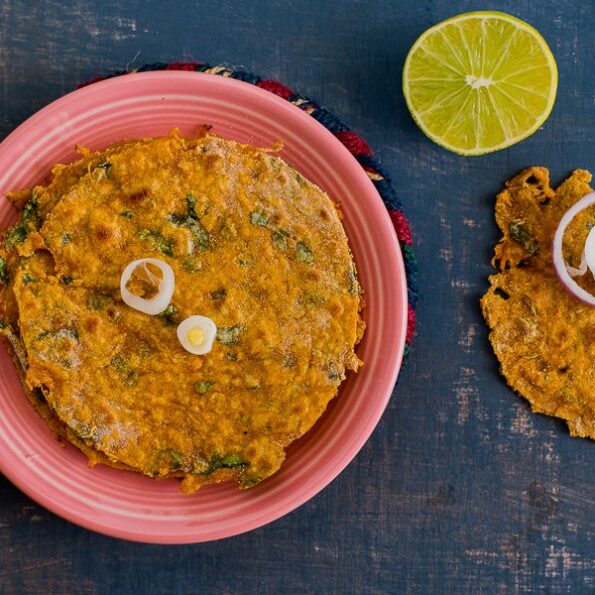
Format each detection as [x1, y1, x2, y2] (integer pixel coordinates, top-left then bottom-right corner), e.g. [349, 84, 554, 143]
[403, 11, 558, 156]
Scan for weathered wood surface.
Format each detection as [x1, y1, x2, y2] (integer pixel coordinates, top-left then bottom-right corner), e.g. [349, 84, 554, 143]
[0, 0, 593, 592]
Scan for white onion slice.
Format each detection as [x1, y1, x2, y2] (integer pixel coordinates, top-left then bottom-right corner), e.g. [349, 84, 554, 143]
[120, 258, 175, 315]
[552, 191, 595, 305]
[584, 226, 595, 276]
[177, 315, 217, 355]
[566, 250, 587, 277]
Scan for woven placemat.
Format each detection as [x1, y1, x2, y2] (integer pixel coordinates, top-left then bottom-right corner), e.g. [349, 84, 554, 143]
[81, 61, 418, 360]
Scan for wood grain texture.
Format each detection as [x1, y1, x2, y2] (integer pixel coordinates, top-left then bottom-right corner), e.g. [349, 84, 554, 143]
[0, 0, 594, 593]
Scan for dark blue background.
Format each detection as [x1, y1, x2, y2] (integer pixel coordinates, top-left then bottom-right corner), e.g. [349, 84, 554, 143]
[1, 1, 593, 593]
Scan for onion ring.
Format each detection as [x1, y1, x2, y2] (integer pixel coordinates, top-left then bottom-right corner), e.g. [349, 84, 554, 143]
[177, 315, 217, 355]
[552, 191, 595, 305]
[120, 258, 175, 315]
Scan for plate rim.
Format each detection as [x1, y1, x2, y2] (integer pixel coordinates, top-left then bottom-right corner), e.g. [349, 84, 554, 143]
[0, 70, 408, 543]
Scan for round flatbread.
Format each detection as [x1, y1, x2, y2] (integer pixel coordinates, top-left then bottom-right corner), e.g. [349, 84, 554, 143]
[1, 131, 365, 491]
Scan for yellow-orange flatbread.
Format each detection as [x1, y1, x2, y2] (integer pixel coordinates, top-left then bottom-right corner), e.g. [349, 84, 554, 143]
[481, 167, 595, 439]
[0, 130, 365, 492]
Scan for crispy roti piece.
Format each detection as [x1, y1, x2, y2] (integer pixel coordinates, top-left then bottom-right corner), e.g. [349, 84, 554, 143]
[481, 167, 595, 439]
[1, 131, 365, 492]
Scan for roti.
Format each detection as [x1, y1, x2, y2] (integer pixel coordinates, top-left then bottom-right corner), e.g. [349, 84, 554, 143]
[0, 130, 365, 491]
[481, 166, 595, 439]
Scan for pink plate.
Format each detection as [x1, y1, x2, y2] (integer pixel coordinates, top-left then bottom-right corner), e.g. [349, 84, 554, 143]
[0, 72, 407, 543]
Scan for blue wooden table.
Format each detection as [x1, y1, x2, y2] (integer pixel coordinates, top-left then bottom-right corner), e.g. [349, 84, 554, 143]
[1, 1, 593, 593]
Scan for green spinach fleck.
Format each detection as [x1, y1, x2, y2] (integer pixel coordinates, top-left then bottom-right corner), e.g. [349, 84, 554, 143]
[296, 242, 314, 264]
[138, 228, 174, 257]
[239, 476, 261, 488]
[137, 343, 152, 358]
[61, 233, 71, 245]
[225, 352, 238, 362]
[508, 220, 539, 255]
[188, 220, 210, 252]
[152, 448, 184, 474]
[110, 355, 139, 387]
[0, 257, 7, 284]
[76, 424, 97, 443]
[168, 213, 187, 225]
[158, 303, 179, 326]
[272, 229, 289, 250]
[168, 194, 210, 252]
[182, 257, 201, 273]
[250, 210, 269, 227]
[22, 192, 41, 227]
[61, 276, 74, 285]
[119, 210, 133, 220]
[167, 449, 183, 471]
[216, 324, 242, 345]
[22, 273, 39, 283]
[195, 380, 215, 394]
[89, 293, 111, 310]
[4, 223, 29, 250]
[186, 194, 197, 219]
[326, 360, 344, 382]
[204, 453, 248, 475]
